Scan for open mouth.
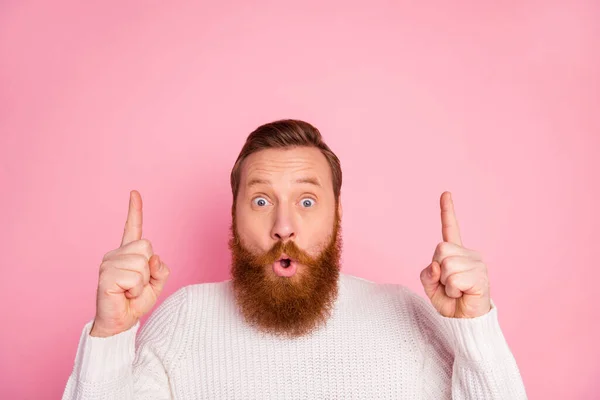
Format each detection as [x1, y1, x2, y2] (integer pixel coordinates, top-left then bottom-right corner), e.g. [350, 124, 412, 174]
[278, 257, 292, 268]
[273, 254, 297, 277]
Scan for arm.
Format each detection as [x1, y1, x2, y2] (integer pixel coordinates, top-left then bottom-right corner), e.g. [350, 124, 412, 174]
[442, 302, 527, 399]
[406, 290, 528, 399]
[62, 287, 187, 400]
[413, 192, 527, 398]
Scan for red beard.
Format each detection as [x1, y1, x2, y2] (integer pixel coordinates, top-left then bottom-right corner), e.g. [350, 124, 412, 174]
[229, 213, 342, 338]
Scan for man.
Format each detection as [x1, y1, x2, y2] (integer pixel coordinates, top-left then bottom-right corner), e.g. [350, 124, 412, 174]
[62, 120, 527, 399]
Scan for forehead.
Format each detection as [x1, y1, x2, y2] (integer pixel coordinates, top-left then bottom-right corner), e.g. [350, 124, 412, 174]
[240, 146, 332, 189]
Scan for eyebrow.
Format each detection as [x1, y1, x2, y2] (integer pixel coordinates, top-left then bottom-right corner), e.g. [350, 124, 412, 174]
[247, 177, 322, 188]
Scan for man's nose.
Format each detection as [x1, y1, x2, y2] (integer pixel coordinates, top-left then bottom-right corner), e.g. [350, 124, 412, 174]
[271, 207, 296, 242]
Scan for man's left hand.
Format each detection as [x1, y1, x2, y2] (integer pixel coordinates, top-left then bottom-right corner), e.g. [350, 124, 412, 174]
[419, 192, 492, 318]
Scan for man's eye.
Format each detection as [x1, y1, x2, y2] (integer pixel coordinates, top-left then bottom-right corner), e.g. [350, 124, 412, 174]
[300, 198, 315, 208]
[253, 197, 269, 207]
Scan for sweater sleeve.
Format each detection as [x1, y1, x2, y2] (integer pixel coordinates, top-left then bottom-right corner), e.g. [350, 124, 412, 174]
[61, 286, 188, 400]
[402, 287, 528, 400]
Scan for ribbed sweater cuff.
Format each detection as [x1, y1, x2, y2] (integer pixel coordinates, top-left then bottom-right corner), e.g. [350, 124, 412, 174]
[74, 319, 140, 382]
[439, 300, 511, 362]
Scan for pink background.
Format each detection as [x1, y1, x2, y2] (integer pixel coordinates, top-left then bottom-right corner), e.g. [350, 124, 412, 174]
[1, 1, 599, 398]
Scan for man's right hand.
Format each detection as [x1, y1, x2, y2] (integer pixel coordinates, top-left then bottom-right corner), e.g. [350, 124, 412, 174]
[90, 190, 171, 337]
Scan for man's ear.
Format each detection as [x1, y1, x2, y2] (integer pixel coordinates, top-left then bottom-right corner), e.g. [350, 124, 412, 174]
[337, 197, 343, 220]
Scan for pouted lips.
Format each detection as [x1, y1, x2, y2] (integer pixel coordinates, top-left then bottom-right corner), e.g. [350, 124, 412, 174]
[273, 254, 298, 277]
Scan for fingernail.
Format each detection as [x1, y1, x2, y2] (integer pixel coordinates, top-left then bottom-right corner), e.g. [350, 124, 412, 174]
[428, 264, 434, 278]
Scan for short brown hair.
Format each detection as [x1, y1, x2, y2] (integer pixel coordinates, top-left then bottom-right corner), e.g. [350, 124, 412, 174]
[230, 119, 342, 203]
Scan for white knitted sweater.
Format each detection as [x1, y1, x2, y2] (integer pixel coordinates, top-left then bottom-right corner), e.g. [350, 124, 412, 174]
[62, 273, 527, 399]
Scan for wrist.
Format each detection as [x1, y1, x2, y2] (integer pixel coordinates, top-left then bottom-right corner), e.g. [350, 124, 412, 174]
[76, 319, 140, 382]
[90, 318, 137, 337]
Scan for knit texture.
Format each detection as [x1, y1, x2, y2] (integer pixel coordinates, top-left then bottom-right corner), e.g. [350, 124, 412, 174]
[62, 272, 527, 399]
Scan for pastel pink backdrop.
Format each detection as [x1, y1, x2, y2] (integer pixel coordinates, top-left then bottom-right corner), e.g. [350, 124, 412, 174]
[1, 1, 598, 398]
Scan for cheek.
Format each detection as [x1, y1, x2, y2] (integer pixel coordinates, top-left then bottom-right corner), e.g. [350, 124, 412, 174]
[236, 212, 271, 250]
[302, 214, 336, 254]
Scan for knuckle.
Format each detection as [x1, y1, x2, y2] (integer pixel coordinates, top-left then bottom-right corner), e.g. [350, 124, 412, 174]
[436, 242, 451, 256]
[446, 274, 458, 288]
[103, 246, 124, 261]
[132, 254, 149, 268]
[440, 256, 455, 271]
[99, 260, 112, 274]
[101, 250, 113, 262]
[440, 256, 449, 268]
[97, 268, 113, 286]
[142, 269, 151, 284]
[138, 238, 153, 253]
[435, 242, 444, 254]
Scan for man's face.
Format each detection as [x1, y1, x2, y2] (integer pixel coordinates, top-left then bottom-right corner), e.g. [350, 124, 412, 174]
[229, 146, 343, 338]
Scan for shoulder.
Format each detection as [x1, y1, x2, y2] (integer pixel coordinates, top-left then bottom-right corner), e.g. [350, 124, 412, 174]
[183, 278, 233, 301]
[340, 272, 428, 307]
[135, 280, 231, 367]
[339, 272, 406, 298]
[136, 285, 189, 348]
[145, 279, 235, 329]
[137, 280, 222, 334]
[145, 279, 232, 324]
[339, 273, 444, 332]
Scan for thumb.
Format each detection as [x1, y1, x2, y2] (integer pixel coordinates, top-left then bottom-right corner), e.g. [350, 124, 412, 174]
[420, 261, 441, 299]
[149, 254, 170, 298]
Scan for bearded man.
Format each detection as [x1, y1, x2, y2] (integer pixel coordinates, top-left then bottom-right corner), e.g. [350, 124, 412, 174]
[62, 120, 527, 399]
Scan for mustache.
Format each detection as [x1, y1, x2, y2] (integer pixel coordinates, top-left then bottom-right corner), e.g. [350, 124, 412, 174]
[249, 240, 317, 266]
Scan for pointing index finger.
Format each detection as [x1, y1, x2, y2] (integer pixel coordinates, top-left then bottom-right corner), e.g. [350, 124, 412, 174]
[121, 190, 143, 247]
[440, 191, 463, 246]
